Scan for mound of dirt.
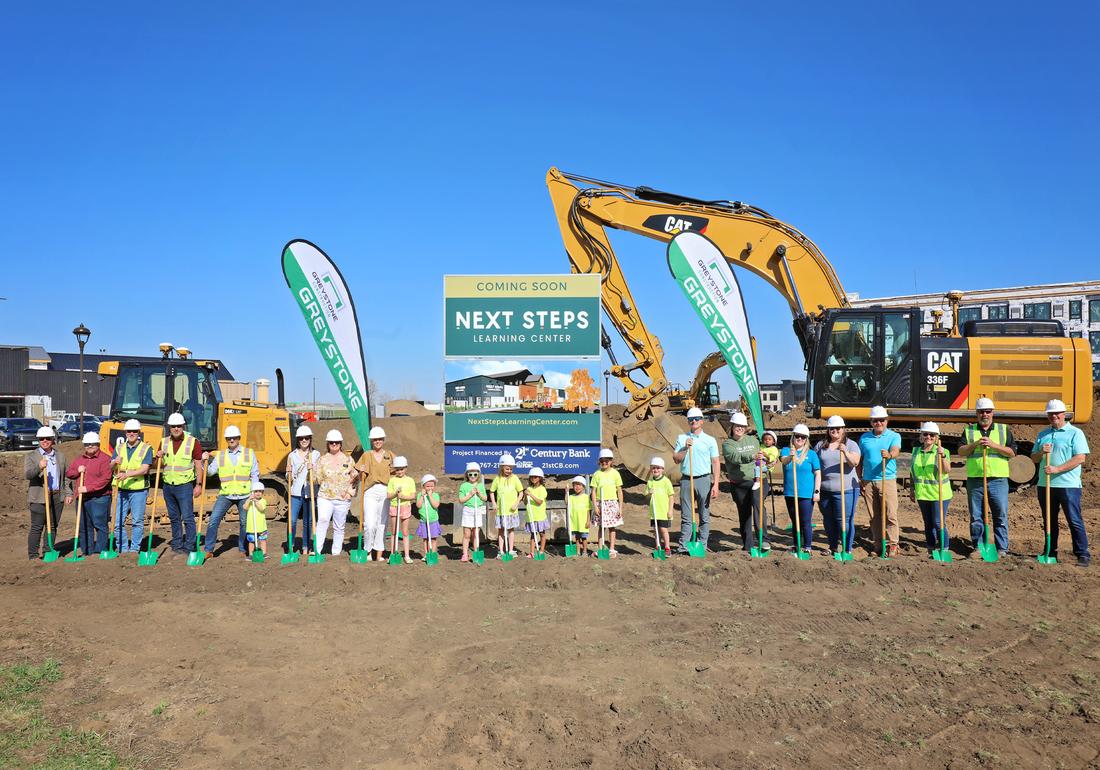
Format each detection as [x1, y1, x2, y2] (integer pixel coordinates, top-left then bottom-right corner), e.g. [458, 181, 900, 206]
[314, 414, 443, 476]
[384, 399, 434, 417]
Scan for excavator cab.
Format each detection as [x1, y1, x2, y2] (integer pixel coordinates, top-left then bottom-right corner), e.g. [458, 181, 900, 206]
[811, 308, 916, 413]
[103, 360, 221, 448]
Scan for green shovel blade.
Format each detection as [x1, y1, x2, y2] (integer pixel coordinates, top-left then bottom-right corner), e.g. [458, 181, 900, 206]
[251, 551, 265, 563]
[280, 551, 299, 565]
[501, 552, 515, 563]
[42, 534, 60, 563]
[137, 550, 158, 567]
[471, 549, 485, 564]
[750, 546, 769, 559]
[793, 549, 811, 561]
[686, 542, 706, 558]
[387, 552, 402, 565]
[532, 552, 547, 561]
[833, 550, 853, 562]
[1037, 554, 1057, 564]
[931, 549, 952, 563]
[99, 548, 118, 560]
[596, 547, 610, 560]
[980, 541, 999, 563]
[425, 551, 440, 565]
[64, 552, 85, 563]
[564, 544, 578, 558]
[188, 550, 206, 567]
[651, 549, 667, 560]
[348, 550, 368, 564]
[309, 553, 326, 564]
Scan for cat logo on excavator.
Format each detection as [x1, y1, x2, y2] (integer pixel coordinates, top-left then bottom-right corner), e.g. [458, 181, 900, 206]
[642, 214, 709, 235]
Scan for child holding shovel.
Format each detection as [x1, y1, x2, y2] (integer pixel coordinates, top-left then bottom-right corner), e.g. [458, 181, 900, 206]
[386, 456, 416, 564]
[489, 454, 523, 559]
[416, 474, 442, 561]
[523, 467, 549, 558]
[458, 462, 487, 562]
[590, 448, 624, 557]
[244, 481, 268, 559]
[646, 457, 675, 557]
[567, 476, 591, 556]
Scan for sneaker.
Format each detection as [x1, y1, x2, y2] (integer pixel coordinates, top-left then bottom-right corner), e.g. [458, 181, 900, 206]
[997, 550, 1007, 558]
[664, 548, 672, 557]
[762, 542, 772, 552]
[609, 549, 619, 558]
[887, 545, 900, 558]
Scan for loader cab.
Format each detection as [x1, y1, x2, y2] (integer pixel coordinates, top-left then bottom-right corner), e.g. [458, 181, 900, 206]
[107, 361, 221, 447]
[810, 308, 918, 412]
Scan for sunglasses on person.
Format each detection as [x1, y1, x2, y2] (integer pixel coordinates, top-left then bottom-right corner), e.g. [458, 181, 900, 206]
[828, 427, 842, 432]
[793, 435, 807, 441]
[920, 432, 936, 438]
[977, 409, 993, 415]
[870, 418, 886, 424]
[688, 417, 702, 422]
[327, 440, 341, 445]
[466, 471, 479, 477]
[298, 436, 310, 442]
[125, 429, 140, 434]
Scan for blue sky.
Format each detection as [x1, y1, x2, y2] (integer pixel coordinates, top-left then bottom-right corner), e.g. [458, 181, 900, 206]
[3, 2, 1097, 407]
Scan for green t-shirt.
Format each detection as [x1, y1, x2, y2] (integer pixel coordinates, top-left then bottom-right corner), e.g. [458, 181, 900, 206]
[525, 484, 547, 523]
[590, 469, 622, 501]
[567, 493, 591, 533]
[491, 474, 523, 514]
[722, 434, 761, 482]
[417, 490, 440, 523]
[458, 481, 486, 509]
[646, 476, 675, 521]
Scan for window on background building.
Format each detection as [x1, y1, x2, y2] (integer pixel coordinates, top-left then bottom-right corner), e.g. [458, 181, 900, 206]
[1010, 306, 1022, 319]
[1090, 299, 1100, 323]
[1053, 303, 1064, 317]
[958, 306, 982, 325]
[1070, 300, 1082, 320]
[1094, 362, 1100, 381]
[1024, 302, 1052, 320]
[1091, 331, 1100, 356]
[987, 304, 1009, 320]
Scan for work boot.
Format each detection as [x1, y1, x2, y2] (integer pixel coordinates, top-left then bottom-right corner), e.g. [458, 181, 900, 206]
[1077, 557, 1090, 568]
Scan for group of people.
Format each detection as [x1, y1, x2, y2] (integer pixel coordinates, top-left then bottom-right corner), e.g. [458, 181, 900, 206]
[23, 398, 1091, 566]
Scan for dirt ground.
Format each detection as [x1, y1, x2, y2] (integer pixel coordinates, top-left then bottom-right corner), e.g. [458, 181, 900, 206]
[2, 420, 1100, 768]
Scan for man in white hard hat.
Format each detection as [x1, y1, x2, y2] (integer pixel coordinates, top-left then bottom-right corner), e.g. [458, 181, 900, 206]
[1032, 399, 1091, 566]
[354, 425, 394, 560]
[24, 425, 73, 560]
[65, 432, 113, 555]
[287, 424, 320, 556]
[721, 412, 768, 553]
[111, 418, 153, 554]
[858, 406, 902, 557]
[672, 407, 720, 553]
[202, 424, 259, 559]
[153, 412, 205, 556]
[958, 397, 1017, 559]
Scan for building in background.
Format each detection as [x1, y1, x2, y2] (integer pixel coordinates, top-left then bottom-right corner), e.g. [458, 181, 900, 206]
[759, 379, 808, 413]
[846, 281, 1100, 380]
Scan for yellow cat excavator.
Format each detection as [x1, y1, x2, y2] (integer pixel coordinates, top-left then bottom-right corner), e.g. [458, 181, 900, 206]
[547, 168, 1093, 481]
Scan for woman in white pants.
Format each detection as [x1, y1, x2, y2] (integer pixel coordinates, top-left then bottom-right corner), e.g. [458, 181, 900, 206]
[354, 425, 394, 561]
[314, 429, 357, 555]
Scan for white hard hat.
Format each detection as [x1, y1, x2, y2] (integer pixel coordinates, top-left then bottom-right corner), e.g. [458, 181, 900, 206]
[421, 474, 436, 485]
[599, 448, 614, 459]
[295, 425, 313, 438]
[730, 412, 748, 427]
[763, 430, 777, 441]
[792, 423, 810, 437]
[465, 462, 481, 473]
[224, 425, 241, 439]
[124, 419, 142, 431]
[167, 412, 186, 426]
[325, 429, 343, 443]
[650, 456, 665, 468]
[498, 454, 515, 466]
[1045, 399, 1067, 413]
[975, 397, 995, 411]
[686, 407, 704, 419]
[393, 455, 408, 468]
[250, 480, 265, 492]
[869, 406, 888, 420]
[570, 475, 587, 488]
[36, 426, 55, 439]
[528, 467, 544, 477]
[368, 426, 386, 440]
[82, 431, 100, 444]
[920, 421, 940, 434]
[826, 415, 845, 428]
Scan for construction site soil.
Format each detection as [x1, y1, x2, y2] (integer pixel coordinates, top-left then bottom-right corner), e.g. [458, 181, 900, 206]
[2, 405, 1099, 768]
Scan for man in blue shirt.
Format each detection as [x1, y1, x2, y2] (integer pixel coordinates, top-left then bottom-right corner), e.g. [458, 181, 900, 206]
[672, 407, 720, 553]
[858, 406, 902, 557]
[1031, 399, 1090, 566]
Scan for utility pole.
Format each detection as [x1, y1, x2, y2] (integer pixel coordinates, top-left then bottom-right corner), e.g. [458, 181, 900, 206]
[312, 377, 317, 414]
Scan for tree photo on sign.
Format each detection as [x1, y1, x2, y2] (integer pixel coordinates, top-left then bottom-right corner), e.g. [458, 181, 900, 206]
[564, 368, 599, 413]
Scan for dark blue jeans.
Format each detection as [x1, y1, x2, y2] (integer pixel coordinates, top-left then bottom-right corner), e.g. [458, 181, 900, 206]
[819, 489, 858, 552]
[162, 482, 197, 552]
[785, 497, 815, 550]
[205, 496, 248, 554]
[1038, 487, 1089, 560]
[966, 477, 1009, 552]
[917, 499, 950, 553]
[289, 494, 314, 552]
[80, 495, 110, 554]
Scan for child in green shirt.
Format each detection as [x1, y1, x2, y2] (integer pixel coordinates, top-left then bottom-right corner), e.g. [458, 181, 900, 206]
[646, 457, 674, 556]
[244, 481, 268, 558]
[523, 467, 548, 558]
[386, 456, 416, 563]
[567, 476, 591, 557]
[416, 474, 441, 561]
[490, 454, 523, 559]
[458, 462, 487, 563]
[590, 448, 624, 557]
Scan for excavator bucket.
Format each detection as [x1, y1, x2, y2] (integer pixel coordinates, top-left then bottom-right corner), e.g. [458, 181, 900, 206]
[609, 411, 725, 483]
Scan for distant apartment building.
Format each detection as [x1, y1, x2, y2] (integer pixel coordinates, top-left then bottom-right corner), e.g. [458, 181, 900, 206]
[759, 379, 808, 413]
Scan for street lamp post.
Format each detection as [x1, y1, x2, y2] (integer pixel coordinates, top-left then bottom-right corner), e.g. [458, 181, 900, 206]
[603, 369, 610, 406]
[72, 323, 91, 434]
[312, 377, 317, 414]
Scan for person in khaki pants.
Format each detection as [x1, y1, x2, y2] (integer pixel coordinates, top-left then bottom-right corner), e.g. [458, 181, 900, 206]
[858, 406, 902, 557]
[24, 425, 73, 559]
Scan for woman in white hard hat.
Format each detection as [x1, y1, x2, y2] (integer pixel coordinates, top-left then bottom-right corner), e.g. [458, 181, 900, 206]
[25, 426, 73, 560]
[780, 424, 821, 554]
[722, 412, 767, 553]
[65, 432, 114, 555]
[354, 425, 394, 561]
[910, 422, 952, 557]
[313, 429, 357, 556]
[814, 416, 861, 556]
[286, 424, 320, 556]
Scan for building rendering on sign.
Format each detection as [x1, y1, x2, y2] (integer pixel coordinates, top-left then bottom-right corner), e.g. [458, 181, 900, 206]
[846, 281, 1100, 380]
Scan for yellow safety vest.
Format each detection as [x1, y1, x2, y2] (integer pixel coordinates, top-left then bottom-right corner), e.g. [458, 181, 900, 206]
[911, 446, 952, 502]
[114, 440, 150, 490]
[162, 434, 196, 485]
[216, 447, 255, 497]
[964, 424, 1009, 478]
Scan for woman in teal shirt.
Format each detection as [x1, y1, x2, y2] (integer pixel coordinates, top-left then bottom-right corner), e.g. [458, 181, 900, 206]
[780, 424, 821, 554]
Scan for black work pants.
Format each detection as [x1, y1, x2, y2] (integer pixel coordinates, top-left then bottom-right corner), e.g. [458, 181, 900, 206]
[28, 493, 65, 558]
[729, 479, 768, 550]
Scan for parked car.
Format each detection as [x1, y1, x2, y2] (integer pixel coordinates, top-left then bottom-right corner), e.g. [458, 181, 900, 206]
[0, 418, 45, 451]
[56, 417, 104, 441]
